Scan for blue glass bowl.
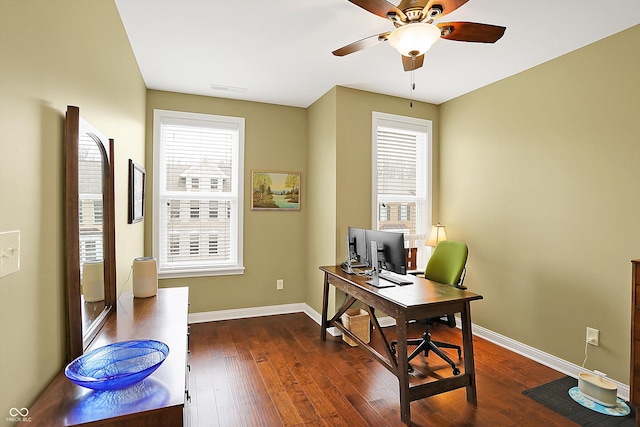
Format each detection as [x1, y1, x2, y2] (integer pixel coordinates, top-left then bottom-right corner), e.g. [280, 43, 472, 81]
[65, 340, 169, 391]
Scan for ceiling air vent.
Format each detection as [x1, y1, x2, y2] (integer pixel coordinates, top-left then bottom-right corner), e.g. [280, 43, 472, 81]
[210, 84, 247, 93]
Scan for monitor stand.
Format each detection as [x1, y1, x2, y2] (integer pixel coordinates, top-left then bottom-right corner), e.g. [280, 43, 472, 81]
[342, 235, 354, 274]
[364, 241, 393, 288]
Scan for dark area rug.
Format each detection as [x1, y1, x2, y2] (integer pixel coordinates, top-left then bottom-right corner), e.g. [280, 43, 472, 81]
[522, 376, 635, 426]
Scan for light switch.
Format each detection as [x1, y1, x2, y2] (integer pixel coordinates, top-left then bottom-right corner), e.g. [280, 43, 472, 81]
[0, 230, 20, 278]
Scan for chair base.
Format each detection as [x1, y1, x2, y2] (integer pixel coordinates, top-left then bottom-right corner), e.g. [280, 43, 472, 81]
[391, 330, 462, 375]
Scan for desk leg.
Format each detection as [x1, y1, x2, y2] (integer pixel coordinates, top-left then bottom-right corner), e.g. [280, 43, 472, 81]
[320, 272, 330, 341]
[396, 313, 411, 424]
[461, 301, 478, 405]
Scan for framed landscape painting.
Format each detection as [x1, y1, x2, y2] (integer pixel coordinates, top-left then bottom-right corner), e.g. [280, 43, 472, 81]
[128, 159, 146, 223]
[251, 171, 300, 211]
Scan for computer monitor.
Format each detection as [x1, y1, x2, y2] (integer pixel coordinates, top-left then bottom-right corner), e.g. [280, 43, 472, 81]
[365, 229, 407, 275]
[347, 226, 367, 267]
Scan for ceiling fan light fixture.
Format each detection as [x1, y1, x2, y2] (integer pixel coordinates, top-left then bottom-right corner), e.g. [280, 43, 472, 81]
[388, 23, 440, 57]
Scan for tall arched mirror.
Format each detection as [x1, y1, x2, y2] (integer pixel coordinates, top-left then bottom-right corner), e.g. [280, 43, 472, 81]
[65, 106, 116, 361]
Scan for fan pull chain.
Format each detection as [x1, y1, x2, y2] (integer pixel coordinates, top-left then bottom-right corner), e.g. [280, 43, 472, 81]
[410, 56, 416, 108]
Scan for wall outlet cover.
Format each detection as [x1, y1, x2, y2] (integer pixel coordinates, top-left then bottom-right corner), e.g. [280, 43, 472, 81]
[0, 230, 21, 278]
[586, 327, 599, 346]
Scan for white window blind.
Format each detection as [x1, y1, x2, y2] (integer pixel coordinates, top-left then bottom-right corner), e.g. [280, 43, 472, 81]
[78, 133, 105, 272]
[372, 112, 431, 265]
[153, 109, 244, 278]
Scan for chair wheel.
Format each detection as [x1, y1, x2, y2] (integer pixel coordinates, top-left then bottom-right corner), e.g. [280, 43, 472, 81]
[390, 343, 396, 355]
[452, 367, 461, 376]
[408, 364, 414, 374]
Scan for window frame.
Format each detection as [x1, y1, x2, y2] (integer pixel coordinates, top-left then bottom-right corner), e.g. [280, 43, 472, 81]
[371, 112, 432, 267]
[153, 109, 245, 278]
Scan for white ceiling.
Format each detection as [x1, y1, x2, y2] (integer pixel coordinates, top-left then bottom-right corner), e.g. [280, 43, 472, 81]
[115, 0, 640, 108]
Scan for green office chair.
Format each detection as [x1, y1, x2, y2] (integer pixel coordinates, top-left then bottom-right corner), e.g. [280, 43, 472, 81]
[391, 240, 468, 375]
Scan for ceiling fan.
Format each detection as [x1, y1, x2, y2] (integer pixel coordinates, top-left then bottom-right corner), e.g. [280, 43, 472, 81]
[333, 0, 506, 71]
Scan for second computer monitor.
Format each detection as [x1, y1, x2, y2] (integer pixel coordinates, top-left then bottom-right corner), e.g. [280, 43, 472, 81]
[347, 226, 367, 266]
[365, 229, 407, 275]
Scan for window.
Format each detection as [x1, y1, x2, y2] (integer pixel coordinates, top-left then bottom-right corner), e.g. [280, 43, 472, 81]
[79, 195, 104, 266]
[399, 203, 411, 221]
[169, 200, 180, 219]
[372, 112, 431, 265]
[169, 234, 180, 256]
[79, 199, 103, 225]
[209, 200, 218, 219]
[153, 109, 245, 277]
[379, 203, 390, 221]
[190, 177, 200, 190]
[190, 201, 200, 219]
[189, 234, 199, 255]
[208, 234, 218, 255]
[83, 240, 98, 261]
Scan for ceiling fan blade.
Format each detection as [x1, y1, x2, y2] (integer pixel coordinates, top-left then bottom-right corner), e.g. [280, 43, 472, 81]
[332, 32, 391, 56]
[423, 0, 469, 19]
[437, 21, 506, 43]
[348, 0, 407, 21]
[402, 54, 424, 71]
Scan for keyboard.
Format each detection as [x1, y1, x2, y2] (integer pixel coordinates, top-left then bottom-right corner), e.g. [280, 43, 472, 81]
[365, 278, 394, 288]
[378, 270, 413, 285]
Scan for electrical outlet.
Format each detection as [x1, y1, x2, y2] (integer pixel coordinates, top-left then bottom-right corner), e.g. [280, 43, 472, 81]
[586, 327, 599, 346]
[276, 279, 284, 290]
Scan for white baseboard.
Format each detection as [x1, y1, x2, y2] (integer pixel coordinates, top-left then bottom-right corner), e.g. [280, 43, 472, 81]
[188, 302, 307, 323]
[189, 303, 629, 400]
[464, 319, 630, 401]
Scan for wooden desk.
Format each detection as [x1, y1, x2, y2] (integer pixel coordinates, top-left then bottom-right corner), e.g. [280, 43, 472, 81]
[320, 266, 483, 425]
[29, 287, 190, 426]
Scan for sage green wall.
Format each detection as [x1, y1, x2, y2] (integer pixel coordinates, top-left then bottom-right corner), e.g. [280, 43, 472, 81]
[305, 86, 440, 315]
[334, 86, 440, 262]
[6, 2, 632, 418]
[440, 25, 640, 384]
[145, 90, 308, 313]
[306, 88, 339, 314]
[0, 0, 146, 422]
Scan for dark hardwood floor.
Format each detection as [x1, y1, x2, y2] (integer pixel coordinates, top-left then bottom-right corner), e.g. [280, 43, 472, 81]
[186, 312, 574, 426]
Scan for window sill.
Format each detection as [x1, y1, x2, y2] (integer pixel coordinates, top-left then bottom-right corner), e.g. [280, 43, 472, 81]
[158, 266, 245, 279]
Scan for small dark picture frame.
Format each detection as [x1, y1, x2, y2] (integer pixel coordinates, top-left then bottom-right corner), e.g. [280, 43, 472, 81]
[128, 159, 146, 224]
